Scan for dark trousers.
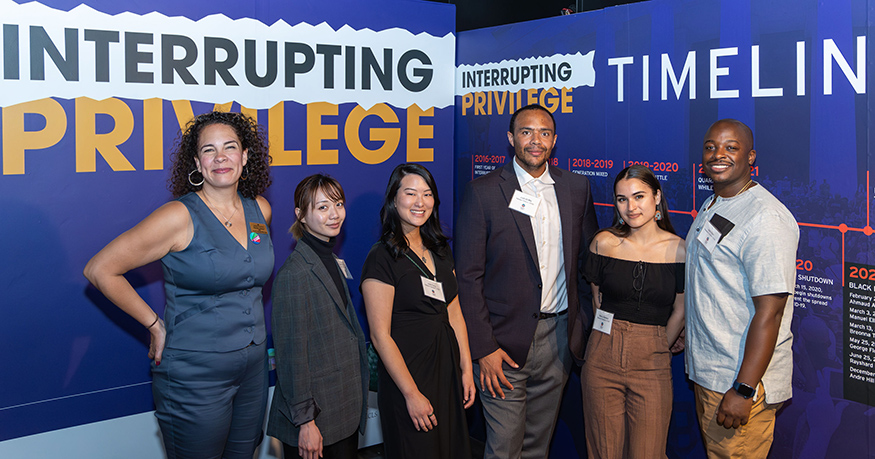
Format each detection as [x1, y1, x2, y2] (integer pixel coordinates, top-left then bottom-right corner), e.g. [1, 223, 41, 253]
[283, 432, 359, 459]
[152, 341, 268, 459]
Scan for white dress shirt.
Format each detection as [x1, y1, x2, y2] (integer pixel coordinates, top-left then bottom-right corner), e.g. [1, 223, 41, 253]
[513, 159, 567, 314]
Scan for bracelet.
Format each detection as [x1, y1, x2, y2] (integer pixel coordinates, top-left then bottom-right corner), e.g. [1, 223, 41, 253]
[147, 314, 160, 329]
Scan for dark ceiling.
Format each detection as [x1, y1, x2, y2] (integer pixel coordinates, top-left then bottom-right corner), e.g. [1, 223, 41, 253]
[424, 0, 647, 31]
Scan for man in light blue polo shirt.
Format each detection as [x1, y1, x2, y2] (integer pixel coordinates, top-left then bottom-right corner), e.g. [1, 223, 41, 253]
[685, 119, 799, 458]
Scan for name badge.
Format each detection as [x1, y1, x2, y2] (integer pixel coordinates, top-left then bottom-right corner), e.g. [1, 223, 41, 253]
[594, 309, 614, 335]
[421, 276, 446, 302]
[696, 221, 721, 253]
[508, 189, 540, 217]
[250, 222, 268, 234]
[336, 259, 353, 280]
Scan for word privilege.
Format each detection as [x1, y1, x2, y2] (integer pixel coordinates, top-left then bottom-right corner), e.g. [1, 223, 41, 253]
[1, 99, 436, 175]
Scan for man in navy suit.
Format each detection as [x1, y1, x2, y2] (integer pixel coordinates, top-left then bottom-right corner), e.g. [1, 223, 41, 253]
[457, 104, 599, 458]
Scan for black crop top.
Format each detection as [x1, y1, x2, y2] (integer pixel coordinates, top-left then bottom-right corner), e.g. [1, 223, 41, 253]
[583, 252, 684, 326]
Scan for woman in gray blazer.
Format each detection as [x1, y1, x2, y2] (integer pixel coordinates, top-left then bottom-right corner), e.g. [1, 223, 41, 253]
[267, 174, 369, 459]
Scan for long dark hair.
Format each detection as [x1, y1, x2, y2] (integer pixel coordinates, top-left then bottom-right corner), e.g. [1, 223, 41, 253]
[379, 163, 449, 258]
[602, 164, 676, 237]
[168, 111, 271, 198]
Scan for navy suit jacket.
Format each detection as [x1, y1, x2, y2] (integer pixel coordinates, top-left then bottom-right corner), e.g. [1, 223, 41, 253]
[456, 162, 599, 366]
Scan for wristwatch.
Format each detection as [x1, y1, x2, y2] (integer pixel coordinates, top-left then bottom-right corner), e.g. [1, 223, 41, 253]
[732, 380, 756, 399]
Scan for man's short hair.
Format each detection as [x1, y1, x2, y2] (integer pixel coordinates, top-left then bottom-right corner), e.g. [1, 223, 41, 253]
[710, 119, 754, 148]
[508, 104, 556, 134]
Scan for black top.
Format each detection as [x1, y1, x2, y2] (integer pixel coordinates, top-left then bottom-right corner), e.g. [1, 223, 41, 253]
[300, 232, 346, 305]
[583, 252, 684, 326]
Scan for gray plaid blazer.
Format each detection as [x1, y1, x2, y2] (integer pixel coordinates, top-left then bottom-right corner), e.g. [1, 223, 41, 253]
[267, 240, 369, 446]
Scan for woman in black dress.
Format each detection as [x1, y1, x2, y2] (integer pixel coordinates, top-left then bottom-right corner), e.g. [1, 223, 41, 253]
[361, 163, 474, 458]
[581, 165, 685, 459]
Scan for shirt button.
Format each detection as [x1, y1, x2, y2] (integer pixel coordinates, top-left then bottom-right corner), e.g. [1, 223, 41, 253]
[243, 309, 252, 315]
[537, 284, 543, 289]
[246, 276, 253, 283]
[244, 256, 252, 263]
[532, 313, 538, 319]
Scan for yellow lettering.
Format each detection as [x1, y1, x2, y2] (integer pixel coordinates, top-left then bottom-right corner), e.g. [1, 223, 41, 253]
[241, 106, 258, 122]
[171, 100, 195, 129]
[143, 98, 163, 170]
[307, 102, 338, 165]
[345, 103, 400, 165]
[213, 102, 233, 113]
[170, 101, 246, 130]
[406, 104, 434, 162]
[269, 102, 302, 166]
[461, 93, 473, 116]
[539, 87, 559, 112]
[561, 87, 573, 113]
[75, 97, 135, 172]
[495, 91, 508, 115]
[2, 98, 66, 175]
[474, 92, 486, 115]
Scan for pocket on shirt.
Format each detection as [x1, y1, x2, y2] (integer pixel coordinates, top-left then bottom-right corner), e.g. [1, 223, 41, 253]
[173, 298, 216, 326]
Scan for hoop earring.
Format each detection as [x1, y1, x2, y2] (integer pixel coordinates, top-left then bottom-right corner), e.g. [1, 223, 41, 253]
[239, 165, 249, 181]
[188, 169, 204, 186]
[655, 210, 663, 221]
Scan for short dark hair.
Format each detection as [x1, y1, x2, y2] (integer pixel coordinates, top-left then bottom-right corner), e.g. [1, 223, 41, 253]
[379, 163, 449, 258]
[168, 111, 271, 198]
[601, 164, 676, 238]
[508, 104, 556, 134]
[291, 174, 345, 239]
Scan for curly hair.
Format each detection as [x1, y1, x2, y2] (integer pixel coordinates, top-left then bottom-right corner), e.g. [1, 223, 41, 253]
[168, 111, 272, 198]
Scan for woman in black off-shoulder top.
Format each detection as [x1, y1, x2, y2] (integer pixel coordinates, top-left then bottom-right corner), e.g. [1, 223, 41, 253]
[581, 165, 686, 459]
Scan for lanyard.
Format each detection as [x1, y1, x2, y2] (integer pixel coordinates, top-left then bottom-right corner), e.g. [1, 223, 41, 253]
[403, 250, 434, 280]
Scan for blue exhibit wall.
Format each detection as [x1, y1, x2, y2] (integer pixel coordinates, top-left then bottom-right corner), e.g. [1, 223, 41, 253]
[0, 0, 455, 442]
[455, 0, 873, 457]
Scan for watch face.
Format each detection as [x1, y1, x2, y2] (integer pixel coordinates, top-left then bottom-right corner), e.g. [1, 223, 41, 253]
[733, 381, 755, 398]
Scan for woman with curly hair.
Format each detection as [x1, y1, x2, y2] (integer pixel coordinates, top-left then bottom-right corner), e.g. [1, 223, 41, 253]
[85, 111, 274, 459]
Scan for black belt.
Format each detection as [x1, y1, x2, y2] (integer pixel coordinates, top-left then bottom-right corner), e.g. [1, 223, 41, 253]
[538, 309, 568, 320]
